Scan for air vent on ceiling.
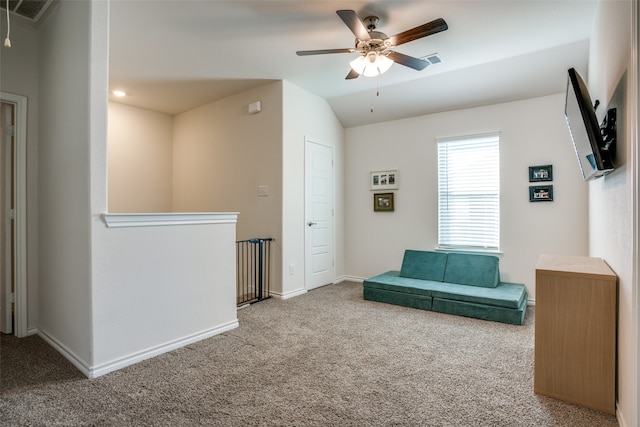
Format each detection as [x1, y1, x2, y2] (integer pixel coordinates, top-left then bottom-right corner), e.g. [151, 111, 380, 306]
[423, 53, 442, 65]
[1, 0, 55, 22]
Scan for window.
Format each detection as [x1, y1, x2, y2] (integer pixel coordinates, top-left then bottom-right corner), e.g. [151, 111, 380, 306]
[437, 133, 500, 251]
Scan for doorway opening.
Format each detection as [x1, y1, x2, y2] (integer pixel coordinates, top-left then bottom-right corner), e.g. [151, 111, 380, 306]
[1, 101, 15, 333]
[1, 92, 27, 337]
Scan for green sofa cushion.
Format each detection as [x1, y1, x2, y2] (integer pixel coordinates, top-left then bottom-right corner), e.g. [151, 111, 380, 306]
[364, 287, 433, 311]
[364, 271, 526, 309]
[432, 296, 527, 325]
[428, 281, 527, 309]
[443, 253, 500, 288]
[399, 250, 448, 281]
[364, 271, 436, 297]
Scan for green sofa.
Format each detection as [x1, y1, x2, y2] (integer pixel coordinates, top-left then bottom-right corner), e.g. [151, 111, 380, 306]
[363, 250, 528, 325]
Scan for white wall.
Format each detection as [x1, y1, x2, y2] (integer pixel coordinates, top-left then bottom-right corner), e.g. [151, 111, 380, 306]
[0, 16, 40, 332]
[282, 81, 345, 297]
[345, 94, 588, 300]
[588, 1, 637, 425]
[36, 0, 94, 366]
[91, 215, 238, 377]
[107, 102, 173, 212]
[172, 82, 283, 291]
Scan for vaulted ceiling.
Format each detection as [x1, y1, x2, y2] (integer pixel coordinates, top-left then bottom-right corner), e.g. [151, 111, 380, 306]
[106, 1, 596, 127]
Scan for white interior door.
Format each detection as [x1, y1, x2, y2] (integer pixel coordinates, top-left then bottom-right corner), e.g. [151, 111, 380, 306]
[305, 139, 334, 290]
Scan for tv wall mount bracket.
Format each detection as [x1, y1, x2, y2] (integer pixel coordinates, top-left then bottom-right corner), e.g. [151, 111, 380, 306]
[594, 101, 617, 160]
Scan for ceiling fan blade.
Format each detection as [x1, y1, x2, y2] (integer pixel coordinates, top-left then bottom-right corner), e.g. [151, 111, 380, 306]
[296, 48, 355, 56]
[345, 69, 360, 80]
[386, 51, 429, 71]
[336, 10, 370, 41]
[389, 18, 448, 46]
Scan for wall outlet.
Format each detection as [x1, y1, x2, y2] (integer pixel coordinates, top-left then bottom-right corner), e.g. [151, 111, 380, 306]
[289, 264, 295, 275]
[258, 185, 269, 196]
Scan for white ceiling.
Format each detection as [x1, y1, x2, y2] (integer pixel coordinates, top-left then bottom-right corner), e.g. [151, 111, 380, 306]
[108, 0, 597, 128]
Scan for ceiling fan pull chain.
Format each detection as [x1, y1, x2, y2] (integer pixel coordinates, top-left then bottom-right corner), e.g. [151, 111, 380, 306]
[370, 89, 375, 113]
[4, 0, 11, 48]
[371, 75, 382, 113]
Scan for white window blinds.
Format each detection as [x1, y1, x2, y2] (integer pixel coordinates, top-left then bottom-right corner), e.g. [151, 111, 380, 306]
[437, 133, 500, 251]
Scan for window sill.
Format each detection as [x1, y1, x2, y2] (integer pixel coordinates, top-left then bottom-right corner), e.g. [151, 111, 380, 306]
[435, 247, 503, 256]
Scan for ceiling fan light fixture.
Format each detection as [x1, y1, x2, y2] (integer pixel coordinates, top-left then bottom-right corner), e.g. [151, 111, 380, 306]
[349, 55, 366, 74]
[297, 10, 448, 80]
[375, 53, 394, 74]
[349, 51, 393, 77]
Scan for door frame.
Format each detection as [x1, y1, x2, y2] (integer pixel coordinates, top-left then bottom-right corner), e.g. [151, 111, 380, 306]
[304, 137, 335, 290]
[1, 92, 28, 337]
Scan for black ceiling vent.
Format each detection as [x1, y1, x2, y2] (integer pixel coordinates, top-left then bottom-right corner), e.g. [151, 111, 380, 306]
[1, 0, 55, 22]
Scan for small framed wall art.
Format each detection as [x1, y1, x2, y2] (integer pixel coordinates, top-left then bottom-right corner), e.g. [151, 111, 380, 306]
[529, 185, 553, 202]
[370, 170, 398, 190]
[529, 165, 553, 182]
[373, 193, 394, 212]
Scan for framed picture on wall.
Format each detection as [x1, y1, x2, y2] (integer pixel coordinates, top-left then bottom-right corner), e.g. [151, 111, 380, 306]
[370, 170, 399, 190]
[373, 193, 395, 211]
[529, 185, 553, 202]
[529, 165, 553, 182]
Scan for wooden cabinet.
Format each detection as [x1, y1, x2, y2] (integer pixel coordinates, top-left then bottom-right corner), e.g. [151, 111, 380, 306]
[534, 254, 617, 415]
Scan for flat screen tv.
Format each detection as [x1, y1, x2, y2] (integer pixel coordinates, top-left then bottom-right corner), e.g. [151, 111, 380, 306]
[564, 67, 615, 181]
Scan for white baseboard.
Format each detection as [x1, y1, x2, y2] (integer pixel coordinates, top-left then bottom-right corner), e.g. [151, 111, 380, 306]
[615, 402, 627, 427]
[342, 275, 365, 283]
[39, 320, 239, 379]
[38, 328, 93, 378]
[271, 278, 361, 300]
[89, 320, 239, 378]
[272, 287, 307, 300]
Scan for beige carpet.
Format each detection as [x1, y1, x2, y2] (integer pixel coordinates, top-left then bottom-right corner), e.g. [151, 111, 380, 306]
[0, 281, 618, 426]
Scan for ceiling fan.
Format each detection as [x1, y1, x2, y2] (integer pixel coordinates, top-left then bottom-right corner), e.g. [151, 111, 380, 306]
[296, 10, 448, 79]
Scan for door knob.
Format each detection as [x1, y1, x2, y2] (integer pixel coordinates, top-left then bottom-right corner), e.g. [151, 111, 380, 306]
[307, 221, 317, 226]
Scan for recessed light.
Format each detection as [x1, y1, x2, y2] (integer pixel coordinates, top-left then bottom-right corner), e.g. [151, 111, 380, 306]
[112, 90, 127, 97]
